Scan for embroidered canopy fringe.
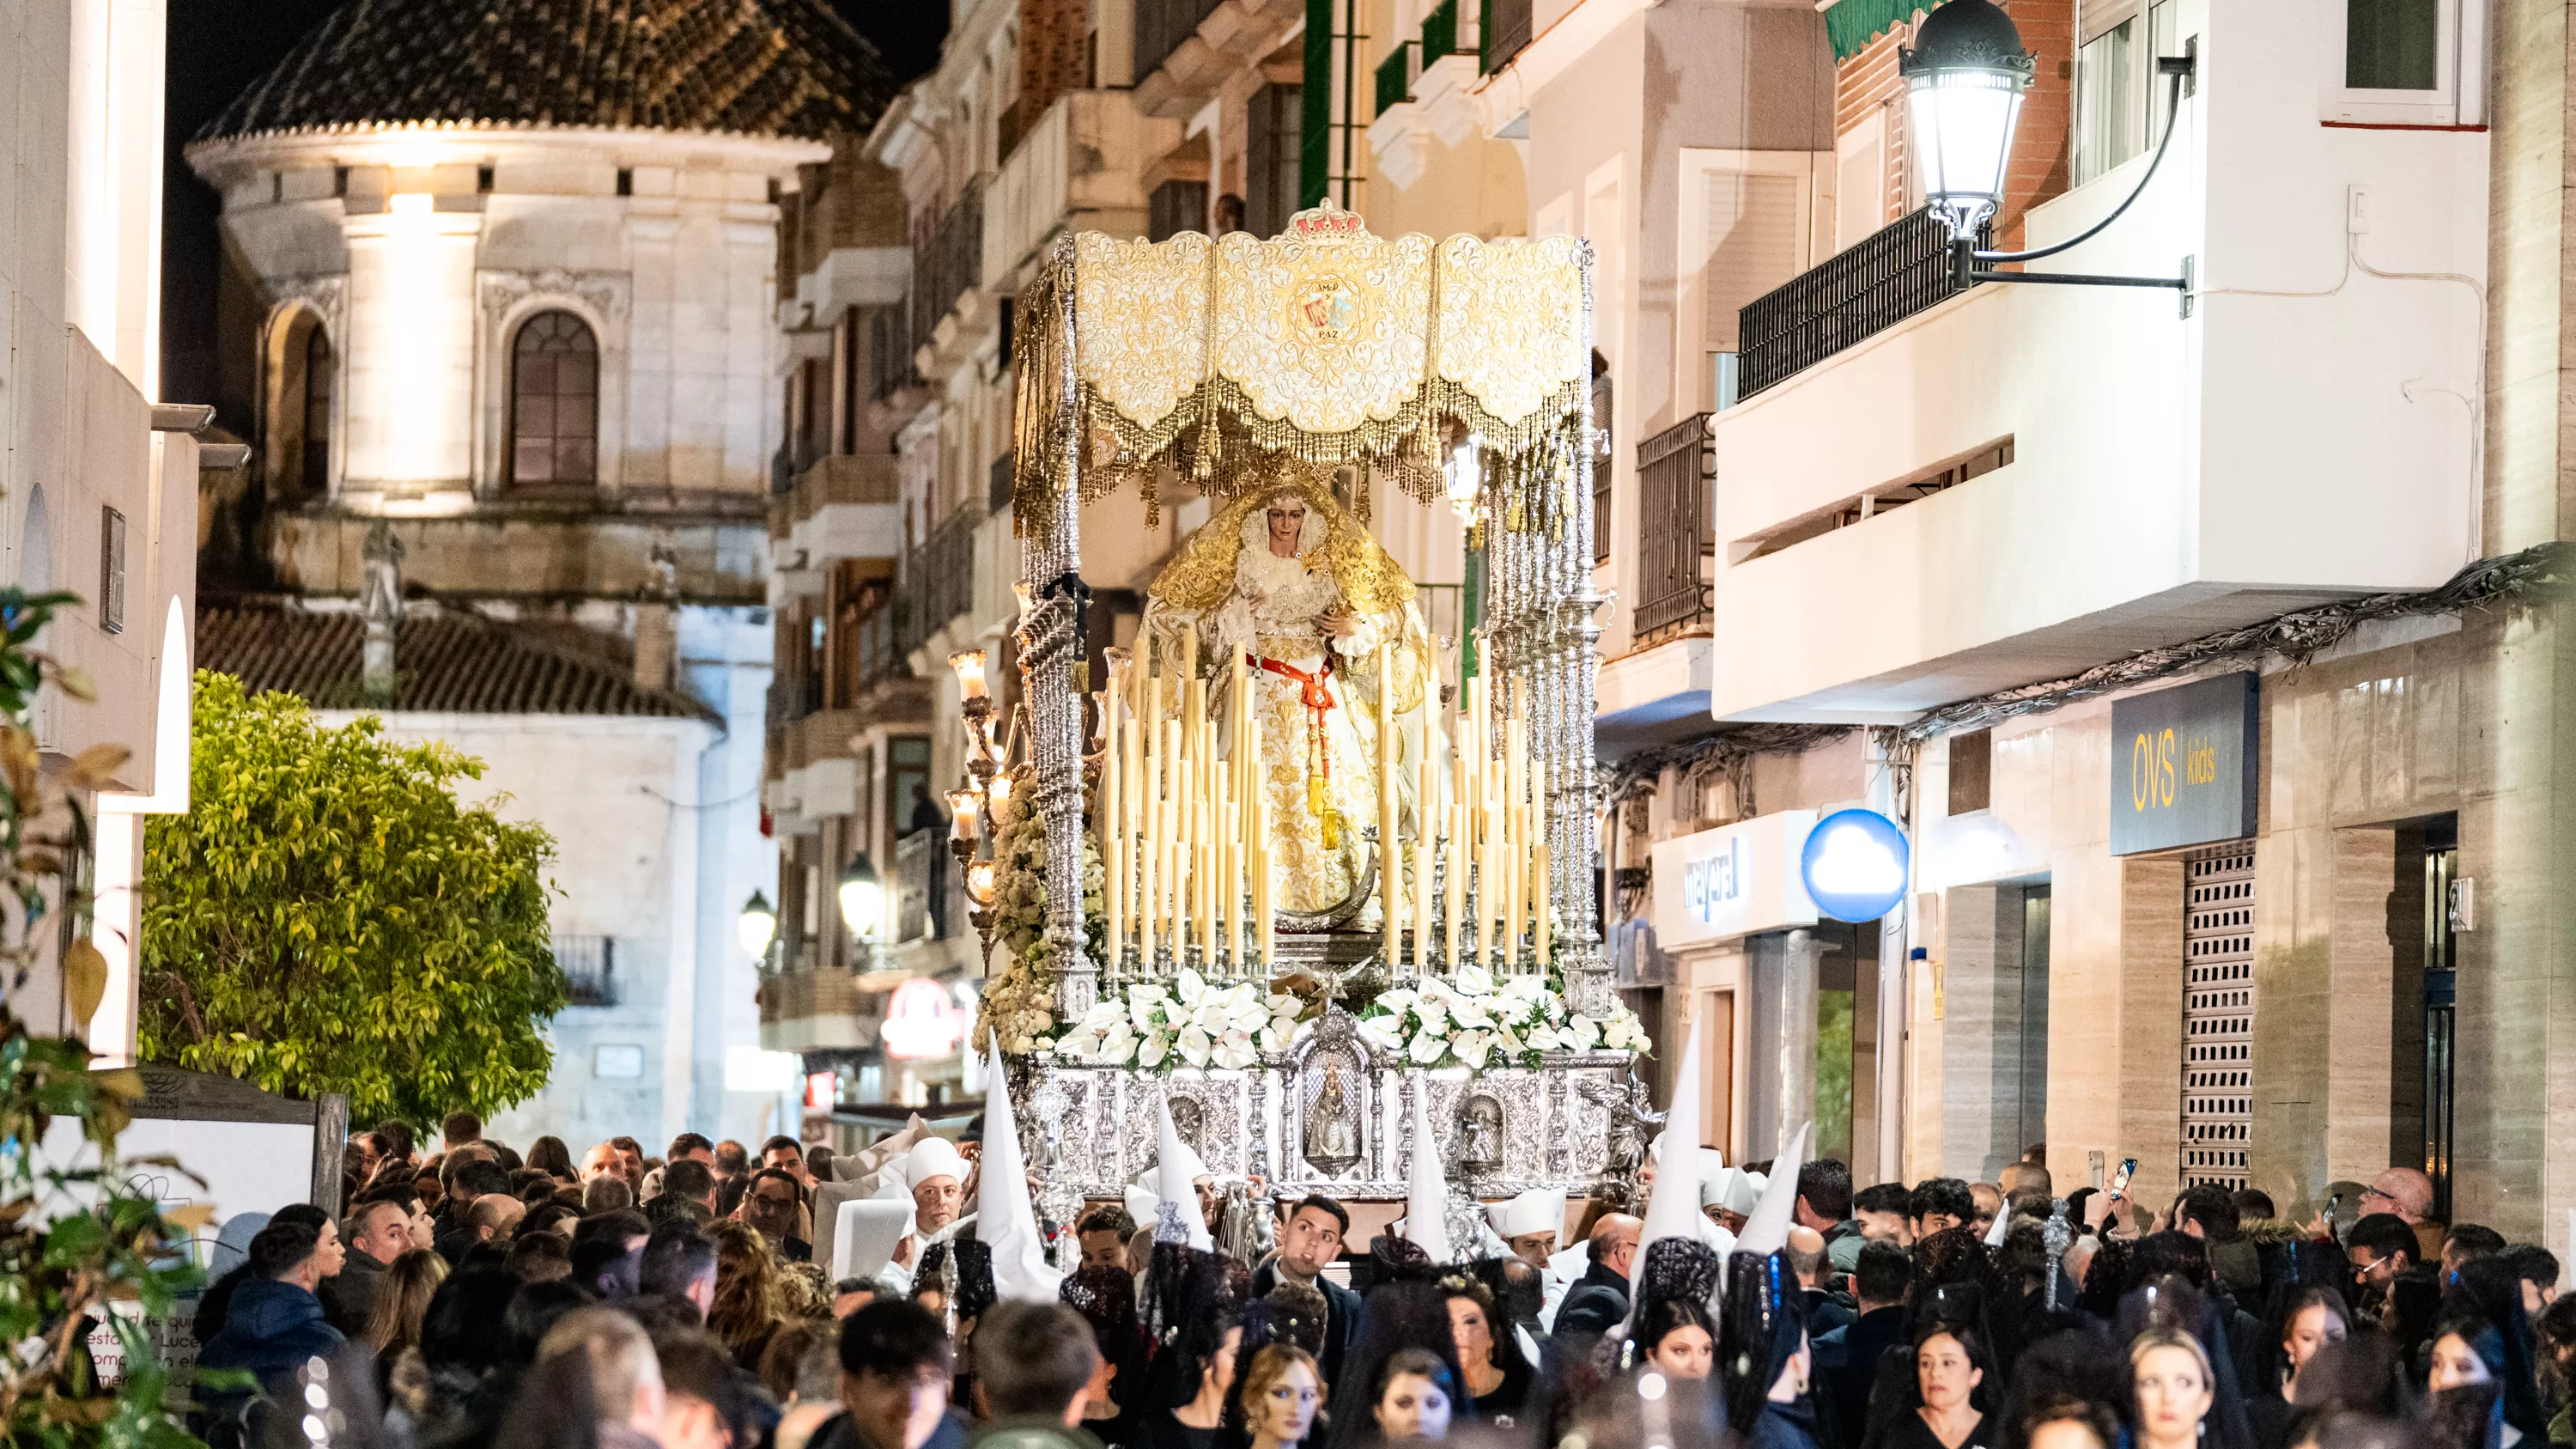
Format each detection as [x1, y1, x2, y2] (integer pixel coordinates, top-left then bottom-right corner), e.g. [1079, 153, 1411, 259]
[1009, 211, 1594, 541]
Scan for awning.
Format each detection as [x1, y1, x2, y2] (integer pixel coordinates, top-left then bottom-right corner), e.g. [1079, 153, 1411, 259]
[1824, 0, 1949, 64]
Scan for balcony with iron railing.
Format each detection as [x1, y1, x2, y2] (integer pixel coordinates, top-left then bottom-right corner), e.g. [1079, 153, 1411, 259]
[896, 506, 983, 661]
[1632, 414, 1716, 646]
[910, 178, 986, 359]
[1738, 207, 1988, 401]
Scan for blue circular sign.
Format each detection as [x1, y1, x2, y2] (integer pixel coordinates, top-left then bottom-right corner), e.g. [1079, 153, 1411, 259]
[1800, 808, 1911, 922]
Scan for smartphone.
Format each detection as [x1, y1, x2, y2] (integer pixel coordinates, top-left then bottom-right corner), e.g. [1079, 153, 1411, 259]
[2106, 1157, 2139, 1203]
[2324, 1192, 2344, 1239]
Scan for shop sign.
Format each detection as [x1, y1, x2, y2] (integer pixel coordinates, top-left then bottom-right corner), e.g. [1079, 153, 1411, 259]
[882, 977, 966, 1058]
[1650, 810, 1819, 949]
[2109, 673, 2258, 856]
[1800, 808, 1911, 922]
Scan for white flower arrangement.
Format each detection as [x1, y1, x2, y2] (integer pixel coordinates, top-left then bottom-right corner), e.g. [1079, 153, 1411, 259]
[1054, 967, 1314, 1071]
[1354, 966, 1649, 1069]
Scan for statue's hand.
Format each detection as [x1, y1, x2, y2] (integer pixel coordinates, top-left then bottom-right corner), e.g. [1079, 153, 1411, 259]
[1321, 611, 1360, 639]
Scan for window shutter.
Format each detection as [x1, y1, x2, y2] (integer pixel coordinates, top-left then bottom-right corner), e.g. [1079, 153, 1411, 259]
[1701, 173, 1803, 354]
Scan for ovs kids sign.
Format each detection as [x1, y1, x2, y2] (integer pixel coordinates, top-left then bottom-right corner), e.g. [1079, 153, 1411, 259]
[1799, 809, 1910, 923]
[2108, 673, 2257, 856]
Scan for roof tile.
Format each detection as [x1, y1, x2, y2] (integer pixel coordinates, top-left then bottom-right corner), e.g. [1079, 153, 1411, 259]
[197, 604, 720, 722]
[197, 0, 896, 144]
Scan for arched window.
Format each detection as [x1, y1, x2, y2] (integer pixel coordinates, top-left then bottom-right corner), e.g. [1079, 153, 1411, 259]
[509, 310, 598, 486]
[302, 326, 334, 491]
[266, 308, 331, 497]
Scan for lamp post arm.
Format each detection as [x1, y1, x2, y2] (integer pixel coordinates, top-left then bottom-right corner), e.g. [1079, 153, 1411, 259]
[1971, 58, 2191, 270]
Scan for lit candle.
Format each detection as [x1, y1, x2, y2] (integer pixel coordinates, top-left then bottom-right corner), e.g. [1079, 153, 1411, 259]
[1141, 691, 1163, 959]
[950, 648, 989, 700]
[945, 788, 981, 843]
[1443, 801, 1463, 967]
[1416, 703, 1436, 974]
[1164, 717, 1183, 951]
[1377, 643, 1398, 970]
[1534, 837, 1552, 968]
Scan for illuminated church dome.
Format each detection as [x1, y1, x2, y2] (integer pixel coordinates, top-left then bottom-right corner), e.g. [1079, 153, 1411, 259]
[199, 0, 893, 143]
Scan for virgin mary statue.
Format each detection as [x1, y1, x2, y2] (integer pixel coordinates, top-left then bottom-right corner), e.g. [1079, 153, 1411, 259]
[1142, 467, 1431, 919]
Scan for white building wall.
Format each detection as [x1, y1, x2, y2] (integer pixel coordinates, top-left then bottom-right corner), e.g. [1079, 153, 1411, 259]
[328, 711, 709, 1149]
[1704, 0, 2488, 722]
[3, 0, 196, 1047]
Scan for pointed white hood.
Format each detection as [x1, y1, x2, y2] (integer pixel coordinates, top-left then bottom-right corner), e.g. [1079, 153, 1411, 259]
[1156, 1093, 1214, 1250]
[1636, 1023, 1706, 1260]
[1403, 1087, 1452, 1263]
[1735, 1123, 1809, 1258]
[978, 1032, 1063, 1300]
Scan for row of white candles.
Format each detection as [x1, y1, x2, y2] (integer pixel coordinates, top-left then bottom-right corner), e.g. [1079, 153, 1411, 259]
[1088, 625, 1552, 976]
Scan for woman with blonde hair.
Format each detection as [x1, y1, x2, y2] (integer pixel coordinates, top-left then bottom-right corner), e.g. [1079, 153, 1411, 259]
[705, 1218, 789, 1369]
[2129, 1330, 2217, 1449]
[361, 1247, 449, 1356]
[1238, 1343, 1325, 1449]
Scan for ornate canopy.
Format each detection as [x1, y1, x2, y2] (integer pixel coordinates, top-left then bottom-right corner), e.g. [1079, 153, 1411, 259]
[1008, 207, 1609, 1029]
[1011, 206, 1596, 530]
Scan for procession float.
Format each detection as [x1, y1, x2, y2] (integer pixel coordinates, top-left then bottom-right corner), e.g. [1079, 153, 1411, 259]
[958, 205, 1654, 1239]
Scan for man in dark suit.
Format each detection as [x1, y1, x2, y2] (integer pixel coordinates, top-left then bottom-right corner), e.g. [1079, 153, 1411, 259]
[1250, 1194, 1361, 1392]
[1811, 1239, 1911, 1449]
[1551, 1214, 1642, 1341]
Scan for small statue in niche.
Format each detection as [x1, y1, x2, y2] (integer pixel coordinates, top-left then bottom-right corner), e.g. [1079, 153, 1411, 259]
[1171, 1097, 1206, 1159]
[1457, 1093, 1503, 1173]
[1305, 1056, 1360, 1171]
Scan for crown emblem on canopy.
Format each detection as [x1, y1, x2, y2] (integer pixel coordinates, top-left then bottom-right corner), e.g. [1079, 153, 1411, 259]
[1287, 201, 1368, 241]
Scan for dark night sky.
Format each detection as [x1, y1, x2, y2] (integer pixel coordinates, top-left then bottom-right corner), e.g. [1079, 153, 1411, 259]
[158, 0, 951, 414]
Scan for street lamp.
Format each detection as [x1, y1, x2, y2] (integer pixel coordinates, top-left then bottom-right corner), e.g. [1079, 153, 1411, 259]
[837, 854, 884, 944]
[1904, 0, 2196, 307]
[738, 890, 777, 959]
[1900, 0, 2032, 242]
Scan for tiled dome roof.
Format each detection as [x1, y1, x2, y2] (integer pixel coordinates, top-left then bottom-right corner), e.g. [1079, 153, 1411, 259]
[197, 0, 896, 144]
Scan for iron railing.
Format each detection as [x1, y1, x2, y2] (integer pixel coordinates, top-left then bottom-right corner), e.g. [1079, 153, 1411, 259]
[1633, 414, 1715, 645]
[554, 936, 617, 1008]
[1739, 206, 1988, 400]
[910, 178, 985, 357]
[867, 303, 917, 400]
[897, 508, 981, 660]
[1376, 42, 1415, 114]
[1483, 0, 1531, 71]
[1424, 0, 1459, 58]
[1138, 0, 1224, 80]
[767, 674, 825, 730]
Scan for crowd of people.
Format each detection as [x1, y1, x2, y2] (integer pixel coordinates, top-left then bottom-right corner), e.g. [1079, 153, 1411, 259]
[178, 1111, 2576, 1449]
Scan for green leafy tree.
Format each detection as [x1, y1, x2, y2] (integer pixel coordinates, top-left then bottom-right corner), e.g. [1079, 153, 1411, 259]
[0, 587, 210, 1446]
[140, 672, 564, 1122]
